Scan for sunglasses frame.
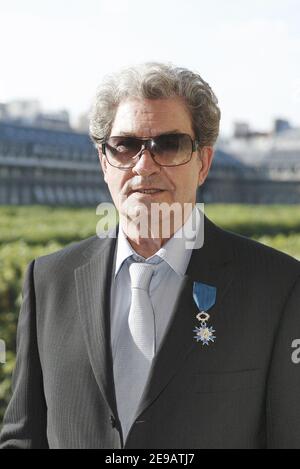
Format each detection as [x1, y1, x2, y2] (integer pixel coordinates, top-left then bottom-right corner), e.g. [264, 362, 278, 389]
[100, 133, 200, 169]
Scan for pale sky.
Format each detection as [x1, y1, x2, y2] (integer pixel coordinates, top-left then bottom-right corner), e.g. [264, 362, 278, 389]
[0, 0, 299, 136]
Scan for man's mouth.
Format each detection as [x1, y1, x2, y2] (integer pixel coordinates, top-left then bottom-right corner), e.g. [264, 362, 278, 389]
[129, 189, 165, 195]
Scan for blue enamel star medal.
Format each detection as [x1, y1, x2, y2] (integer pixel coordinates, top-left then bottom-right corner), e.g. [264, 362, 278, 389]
[192, 282, 217, 346]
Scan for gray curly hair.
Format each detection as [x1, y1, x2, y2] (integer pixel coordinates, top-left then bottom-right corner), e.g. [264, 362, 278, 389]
[89, 62, 221, 148]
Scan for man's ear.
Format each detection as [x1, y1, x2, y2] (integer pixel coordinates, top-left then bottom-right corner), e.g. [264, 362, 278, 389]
[98, 147, 108, 184]
[197, 146, 214, 187]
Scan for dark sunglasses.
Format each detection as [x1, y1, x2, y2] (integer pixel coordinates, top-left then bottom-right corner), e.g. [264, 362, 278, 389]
[101, 133, 200, 169]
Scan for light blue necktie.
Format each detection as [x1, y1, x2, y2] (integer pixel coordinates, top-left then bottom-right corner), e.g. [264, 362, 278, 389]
[113, 261, 156, 442]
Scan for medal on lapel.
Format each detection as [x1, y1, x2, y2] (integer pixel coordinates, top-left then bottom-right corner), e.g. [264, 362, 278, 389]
[192, 282, 217, 346]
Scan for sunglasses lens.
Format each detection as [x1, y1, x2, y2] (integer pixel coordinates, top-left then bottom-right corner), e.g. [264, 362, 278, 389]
[153, 134, 192, 166]
[104, 134, 193, 168]
[105, 137, 142, 168]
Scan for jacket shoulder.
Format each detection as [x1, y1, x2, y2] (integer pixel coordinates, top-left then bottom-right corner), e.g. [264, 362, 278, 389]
[34, 232, 115, 275]
[215, 221, 300, 275]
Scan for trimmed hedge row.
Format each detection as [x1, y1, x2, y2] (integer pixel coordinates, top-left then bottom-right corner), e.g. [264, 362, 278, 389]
[0, 241, 64, 422]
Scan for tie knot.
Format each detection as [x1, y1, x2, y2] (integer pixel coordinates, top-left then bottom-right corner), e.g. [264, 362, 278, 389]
[129, 262, 155, 291]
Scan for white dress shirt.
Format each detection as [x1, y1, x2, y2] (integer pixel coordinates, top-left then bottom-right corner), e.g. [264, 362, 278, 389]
[110, 205, 201, 362]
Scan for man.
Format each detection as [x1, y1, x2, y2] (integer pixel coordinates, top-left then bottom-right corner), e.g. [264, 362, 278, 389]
[1, 62, 300, 449]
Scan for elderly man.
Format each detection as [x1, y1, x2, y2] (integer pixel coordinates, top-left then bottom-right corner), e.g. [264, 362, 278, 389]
[1, 63, 300, 449]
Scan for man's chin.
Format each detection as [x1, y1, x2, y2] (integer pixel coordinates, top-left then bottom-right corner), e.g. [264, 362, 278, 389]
[128, 190, 167, 199]
[119, 209, 187, 241]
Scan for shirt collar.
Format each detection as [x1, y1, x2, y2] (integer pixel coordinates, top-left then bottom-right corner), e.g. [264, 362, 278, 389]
[114, 205, 201, 279]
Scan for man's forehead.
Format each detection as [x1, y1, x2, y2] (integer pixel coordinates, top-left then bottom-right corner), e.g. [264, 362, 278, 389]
[111, 97, 193, 135]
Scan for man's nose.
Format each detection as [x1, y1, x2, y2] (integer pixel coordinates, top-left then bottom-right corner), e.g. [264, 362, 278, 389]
[131, 148, 161, 176]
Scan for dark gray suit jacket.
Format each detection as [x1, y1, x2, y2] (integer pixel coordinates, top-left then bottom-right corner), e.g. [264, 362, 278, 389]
[1, 216, 300, 449]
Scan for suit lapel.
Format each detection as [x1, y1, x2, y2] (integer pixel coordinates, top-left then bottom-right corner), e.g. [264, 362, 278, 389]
[132, 215, 236, 424]
[74, 215, 236, 436]
[74, 233, 118, 418]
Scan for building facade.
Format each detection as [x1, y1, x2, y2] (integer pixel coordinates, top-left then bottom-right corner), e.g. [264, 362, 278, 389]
[0, 122, 111, 206]
[0, 121, 299, 206]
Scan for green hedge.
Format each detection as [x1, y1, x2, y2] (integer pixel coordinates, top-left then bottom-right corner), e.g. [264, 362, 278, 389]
[0, 241, 64, 422]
